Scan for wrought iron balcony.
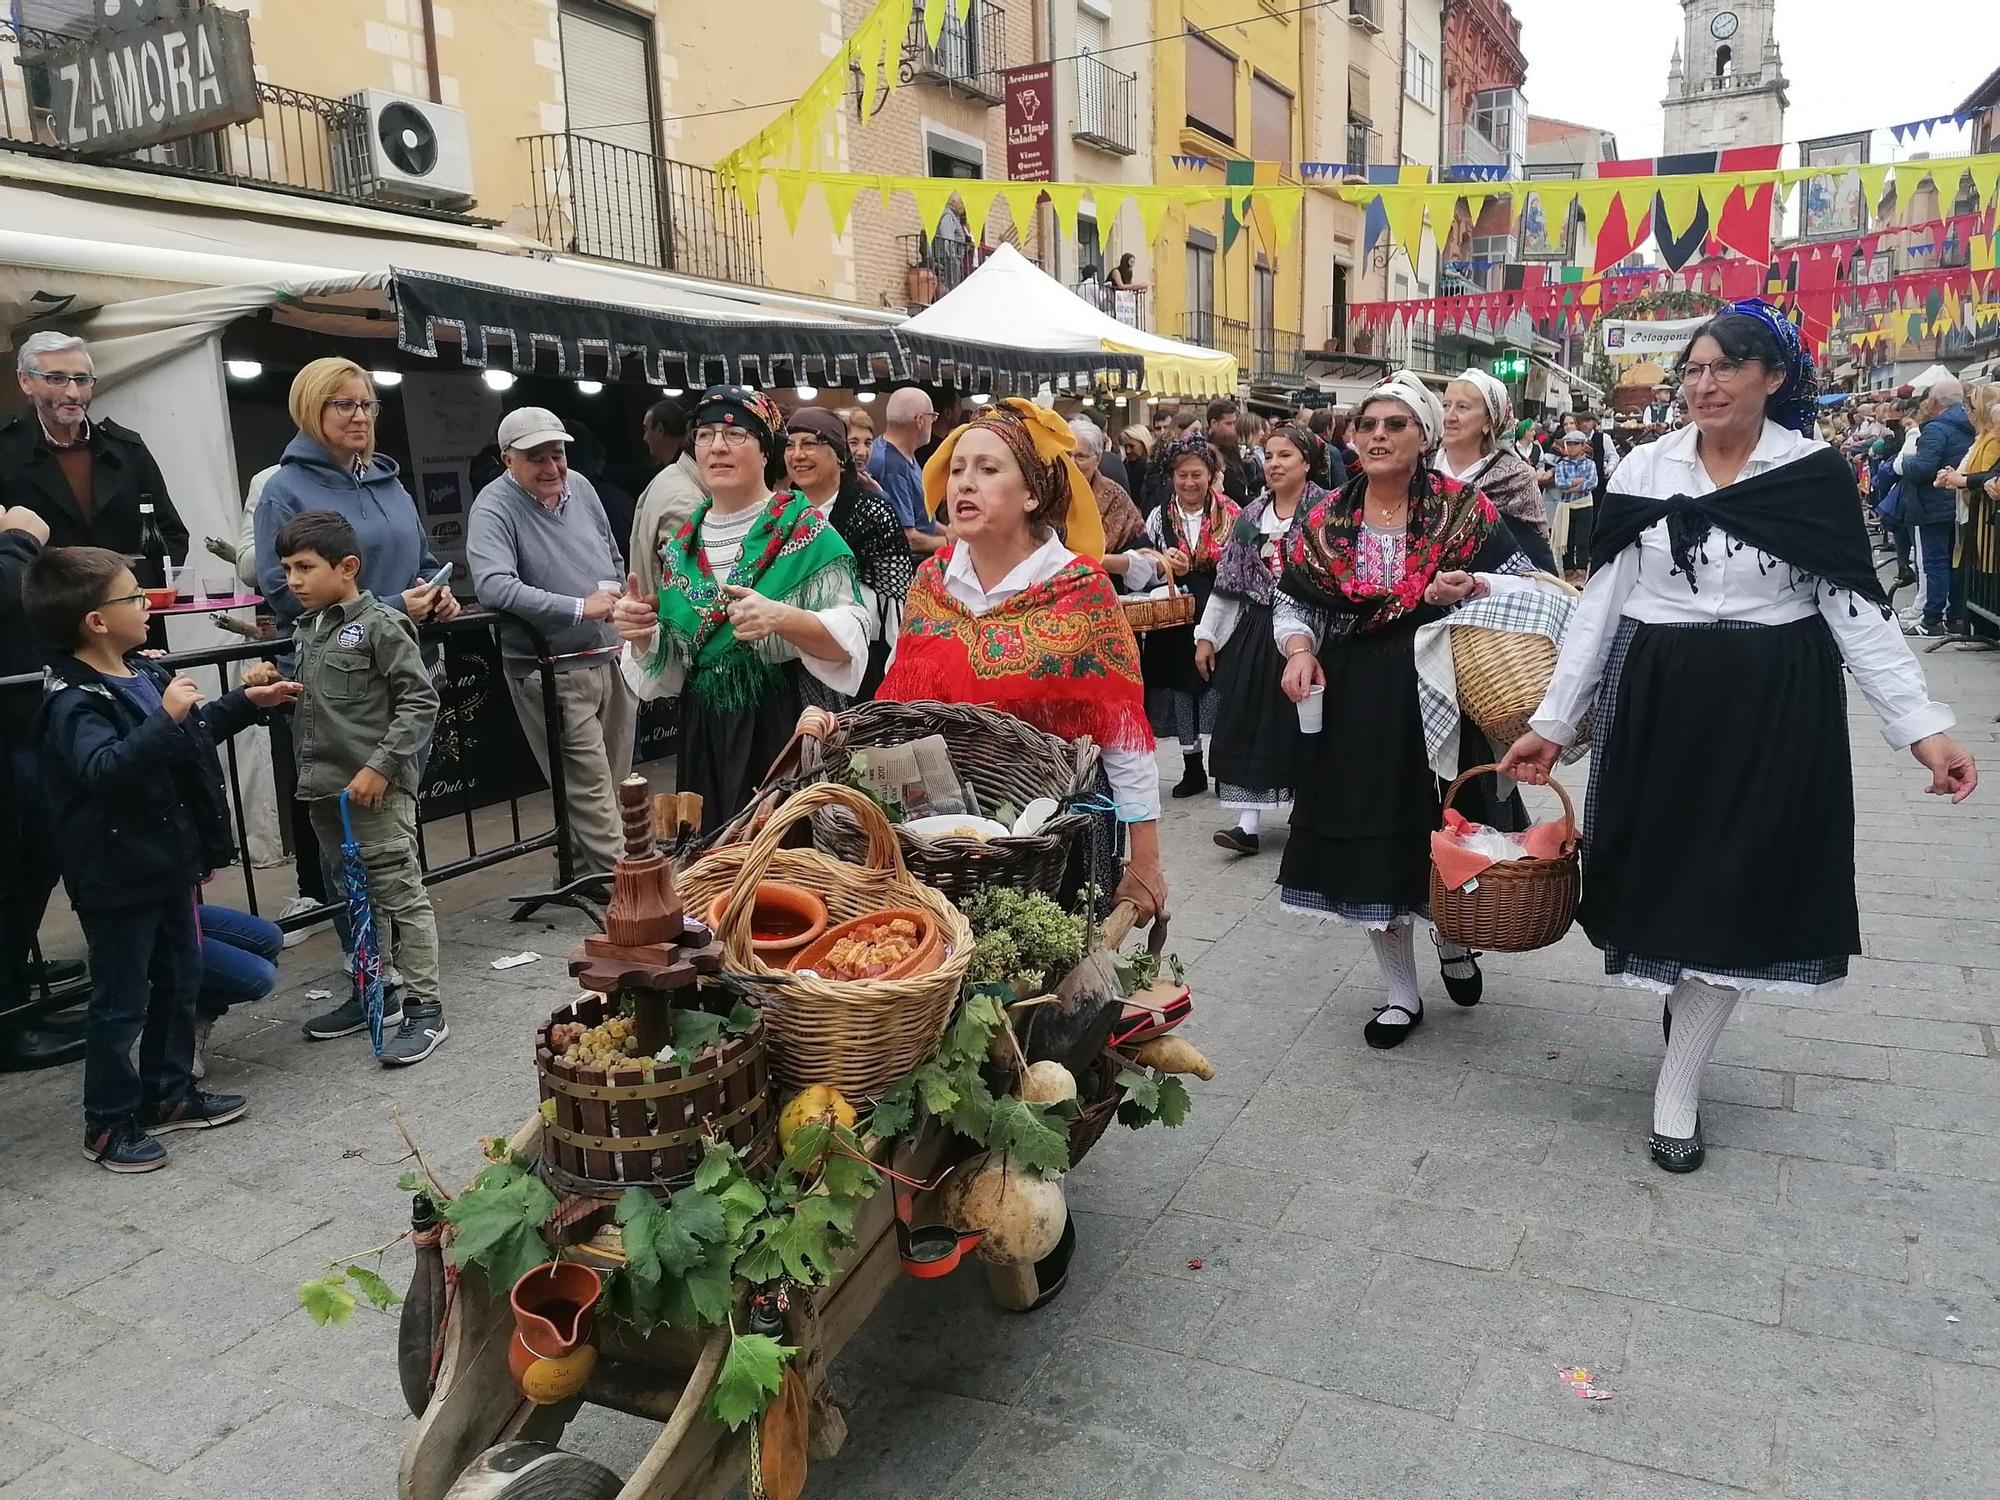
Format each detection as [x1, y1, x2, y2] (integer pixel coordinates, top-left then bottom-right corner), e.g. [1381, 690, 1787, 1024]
[1073, 52, 1137, 156]
[904, 0, 1007, 105]
[524, 133, 762, 285]
[1182, 311, 1253, 367]
[1253, 327, 1307, 383]
[1346, 120, 1385, 167]
[1, 19, 429, 209]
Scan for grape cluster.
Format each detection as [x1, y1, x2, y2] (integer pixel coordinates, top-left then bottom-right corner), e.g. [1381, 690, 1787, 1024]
[548, 1017, 641, 1075]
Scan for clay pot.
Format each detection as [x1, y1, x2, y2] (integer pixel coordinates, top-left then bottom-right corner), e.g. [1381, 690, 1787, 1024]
[787, 908, 941, 981]
[707, 881, 828, 961]
[507, 1261, 602, 1405]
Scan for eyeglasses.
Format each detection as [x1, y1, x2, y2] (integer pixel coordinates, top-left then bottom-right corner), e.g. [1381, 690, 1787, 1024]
[1679, 358, 1756, 385]
[1352, 415, 1414, 435]
[325, 397, 382, 417]
[98, 591, 148, 610]
[694, 426, 756, 450]
[784, 434, 833, 453]
[29, 369, 95, 390]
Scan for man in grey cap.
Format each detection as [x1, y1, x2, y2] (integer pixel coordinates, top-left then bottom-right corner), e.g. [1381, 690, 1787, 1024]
[468, 407, 635, 875]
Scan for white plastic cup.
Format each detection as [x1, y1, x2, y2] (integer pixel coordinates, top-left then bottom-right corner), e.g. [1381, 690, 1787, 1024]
[1296, 684, 1325, 735]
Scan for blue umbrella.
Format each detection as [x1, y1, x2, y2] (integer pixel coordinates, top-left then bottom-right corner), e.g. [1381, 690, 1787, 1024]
[339, 790, 387, 1057]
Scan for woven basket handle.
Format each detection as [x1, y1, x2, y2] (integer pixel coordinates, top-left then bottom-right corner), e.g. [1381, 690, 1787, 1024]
[1441, 761, 1576, 854]
[1137, 550, 1180, 599]
[715, 782, 909, 956]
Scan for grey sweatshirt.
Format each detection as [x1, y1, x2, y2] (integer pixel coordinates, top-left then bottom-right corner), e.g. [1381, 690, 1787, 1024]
[467, 472, 624, 674]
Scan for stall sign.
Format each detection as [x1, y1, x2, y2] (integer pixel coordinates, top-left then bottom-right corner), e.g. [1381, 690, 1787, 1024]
[1003, 64, 1053, 183]
[1601, 316, 1710, 360]
[24, 7, 261, 156]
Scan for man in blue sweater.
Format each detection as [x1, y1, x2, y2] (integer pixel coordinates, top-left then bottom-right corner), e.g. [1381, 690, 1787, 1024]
[1900, 378, 1975, 636]
[467, 408, 634, 875]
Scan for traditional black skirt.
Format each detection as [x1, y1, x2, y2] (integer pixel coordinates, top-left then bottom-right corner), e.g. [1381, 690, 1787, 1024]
[680, 661, 810, 825]
[1143, 568, 1216, 738]
[1279, 622, 1520, 924]
[1581, 615, 1856, 987]
[1208, 599, 1298, 807]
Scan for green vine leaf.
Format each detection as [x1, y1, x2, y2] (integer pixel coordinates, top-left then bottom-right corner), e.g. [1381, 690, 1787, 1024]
[712, 1333, 796, 1431]
[985, 1095, 1071, 1177]
[440, 1161, 559, 1290]
[345, 1265, 403, 1311]
[299, 1273, 357, 1327]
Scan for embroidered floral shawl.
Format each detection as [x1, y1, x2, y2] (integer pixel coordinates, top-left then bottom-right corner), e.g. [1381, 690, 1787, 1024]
[1281, 470, 1498, 633]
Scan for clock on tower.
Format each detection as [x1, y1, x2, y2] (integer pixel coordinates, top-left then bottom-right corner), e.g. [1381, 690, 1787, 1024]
[1663, 0, 1789, 156]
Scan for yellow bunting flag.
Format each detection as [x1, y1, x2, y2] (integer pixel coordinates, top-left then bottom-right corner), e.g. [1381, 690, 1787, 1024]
[1041, 182, 1087, 243]
[820, 176, 863, 239]
[908, 181, 958, 242]
[772, 172, 812, 235]
[1381, 190, 1428, 260]
[1654, 179, 1707, 243]
[999, 183, 1045, 240]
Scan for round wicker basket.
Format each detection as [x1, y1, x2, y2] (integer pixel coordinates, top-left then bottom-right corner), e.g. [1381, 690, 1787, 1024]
[1450, 574, 1590, 751]
[1428, 763, 1580, 953]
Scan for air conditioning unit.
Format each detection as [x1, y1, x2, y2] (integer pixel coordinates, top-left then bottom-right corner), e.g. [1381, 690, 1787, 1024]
[1347, 0, 1384, 33]
[335, 90, 475, 209]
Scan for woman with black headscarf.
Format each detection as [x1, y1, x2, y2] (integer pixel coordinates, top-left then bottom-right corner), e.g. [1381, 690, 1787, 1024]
[613, 387, 868, 821]
[783, 406, 914, 701]
[1503, 300, 1978, 1174]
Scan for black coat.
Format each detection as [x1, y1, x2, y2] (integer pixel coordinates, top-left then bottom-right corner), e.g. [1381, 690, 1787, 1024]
[37, 655, 259, 912]
[0, 413, 188, 559]
[0, 530, 49, 742]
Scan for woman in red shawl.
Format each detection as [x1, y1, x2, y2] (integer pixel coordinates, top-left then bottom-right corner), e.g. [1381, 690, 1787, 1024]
[878, 399, 1166, 922]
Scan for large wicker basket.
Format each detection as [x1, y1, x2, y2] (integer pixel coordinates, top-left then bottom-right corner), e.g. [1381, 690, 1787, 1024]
[804, 701, 1101, 903]
[1429, 763, 1580, 953]
[1121, 552, 1197, 633]
[1450, 574, 1590, 751]
[676, 782, 973, 1099]
[1067, 1052, 1128, 1164]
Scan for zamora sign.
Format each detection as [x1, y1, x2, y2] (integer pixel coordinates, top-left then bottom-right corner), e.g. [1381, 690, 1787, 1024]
[23, 7, 260, 157]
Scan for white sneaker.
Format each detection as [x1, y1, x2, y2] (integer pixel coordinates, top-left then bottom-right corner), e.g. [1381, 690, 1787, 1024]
[191, 1017, 214, 1081]
[278, 895, 323, 949]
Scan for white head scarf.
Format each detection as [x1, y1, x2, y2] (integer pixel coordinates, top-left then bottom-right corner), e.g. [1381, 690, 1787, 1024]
[1451, 368, 1510, 437]
[1360, 370, 1445, 453]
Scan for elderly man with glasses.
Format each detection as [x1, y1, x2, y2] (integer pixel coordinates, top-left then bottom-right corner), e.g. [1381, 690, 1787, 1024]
[0, 332, 187, 559]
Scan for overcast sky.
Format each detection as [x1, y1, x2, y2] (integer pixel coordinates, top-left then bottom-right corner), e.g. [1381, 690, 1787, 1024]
[1508, 0, 1986, 163]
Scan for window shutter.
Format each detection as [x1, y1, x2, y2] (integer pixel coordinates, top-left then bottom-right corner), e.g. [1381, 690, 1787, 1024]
[1347, 63, 1371, 124]
[1184, 32, 1236, 142]
[1251, 74, 1292, 164]
[560, 5, 654, 155]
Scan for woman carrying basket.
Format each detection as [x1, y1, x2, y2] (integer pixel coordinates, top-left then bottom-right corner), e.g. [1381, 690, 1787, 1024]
[614, 387, 870, 823]
[876, 398, 1167, 925]
[1143, 434, 1240, 799]
[1278, 372, 1541, 1049]
[1195, 423, 1322, 857]
[1501, 301, 1978, 1173]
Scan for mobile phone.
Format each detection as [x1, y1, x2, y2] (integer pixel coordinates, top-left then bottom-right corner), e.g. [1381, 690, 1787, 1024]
[426, 563, 453, 591]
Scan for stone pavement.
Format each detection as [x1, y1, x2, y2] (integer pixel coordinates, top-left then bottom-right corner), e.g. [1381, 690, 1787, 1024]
[2, 646, 1998, 1499]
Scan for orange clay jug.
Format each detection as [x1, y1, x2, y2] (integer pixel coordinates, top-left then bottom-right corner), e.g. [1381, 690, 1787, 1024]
[506, 1261, 601, 1404]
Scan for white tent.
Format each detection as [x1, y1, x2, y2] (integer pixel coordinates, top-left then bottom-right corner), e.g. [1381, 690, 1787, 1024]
[902, 244, 1238, 398]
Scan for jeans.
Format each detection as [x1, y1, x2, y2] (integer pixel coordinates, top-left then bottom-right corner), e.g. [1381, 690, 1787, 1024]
[1917, 521, 1965, 627]
[309, 790, 441, 1007]
[79, 894, 202, 1132]
[197, 905, 283, 1021]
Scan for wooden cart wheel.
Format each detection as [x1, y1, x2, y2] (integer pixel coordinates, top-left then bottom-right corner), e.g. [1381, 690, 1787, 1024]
[440, 1442, 623, 1500]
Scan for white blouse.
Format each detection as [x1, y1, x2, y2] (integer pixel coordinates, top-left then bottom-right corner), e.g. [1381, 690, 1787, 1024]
[942, 534, 1162, 824]
[1195, 502, 1292, 652]
[620, 497, 872, 702]
[1531, 420, 1953, 750]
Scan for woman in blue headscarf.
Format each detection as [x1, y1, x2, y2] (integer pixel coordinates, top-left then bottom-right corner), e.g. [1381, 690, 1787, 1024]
[1502, 300, 1979, 1175]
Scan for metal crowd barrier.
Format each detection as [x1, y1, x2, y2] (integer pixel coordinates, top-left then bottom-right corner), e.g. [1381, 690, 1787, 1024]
[1, 608, 594, 1031]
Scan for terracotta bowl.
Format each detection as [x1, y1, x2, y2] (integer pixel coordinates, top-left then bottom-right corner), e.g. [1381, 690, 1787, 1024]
[706, 881, 827, 961]
[787, 907, 942, 982]
[143, 587, 177, 610]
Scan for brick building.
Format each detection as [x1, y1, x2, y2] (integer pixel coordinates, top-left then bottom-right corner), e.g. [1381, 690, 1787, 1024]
[1439, 0, 1527, 273]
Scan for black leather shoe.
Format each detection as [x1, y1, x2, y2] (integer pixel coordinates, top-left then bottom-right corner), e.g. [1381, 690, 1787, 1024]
[1171, 752, 1207, 799]
[1212, 826, 1260, 855]
[1363, 1003, 1423, 1049]
[1649, 1115, 1704, 1173]
[1436, 943, 1483, 1006]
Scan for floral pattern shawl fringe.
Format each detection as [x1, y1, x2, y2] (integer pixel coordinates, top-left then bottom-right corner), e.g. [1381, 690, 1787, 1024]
[1281, 470, 1499, 632]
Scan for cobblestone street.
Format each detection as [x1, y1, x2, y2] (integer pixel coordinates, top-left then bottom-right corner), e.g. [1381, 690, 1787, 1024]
[2, 648, 1997, 1499]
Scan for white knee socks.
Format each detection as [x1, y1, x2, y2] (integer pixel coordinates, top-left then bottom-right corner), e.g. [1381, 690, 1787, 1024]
[1236, 809, 1260, 836]
[1367, 923, 1422, 1025]
[1654, 978, 1739, 1137]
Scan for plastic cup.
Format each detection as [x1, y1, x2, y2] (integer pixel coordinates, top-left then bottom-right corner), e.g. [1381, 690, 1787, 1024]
[1296, 684, 1325, 735]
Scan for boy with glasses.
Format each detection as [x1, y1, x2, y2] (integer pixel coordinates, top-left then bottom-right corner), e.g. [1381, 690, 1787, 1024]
[23, 546, 302, 1171]
[0, 331, 187, 559]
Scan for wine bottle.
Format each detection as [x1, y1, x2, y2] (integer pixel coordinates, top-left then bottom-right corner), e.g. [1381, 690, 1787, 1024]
[136, 498, 168, 590]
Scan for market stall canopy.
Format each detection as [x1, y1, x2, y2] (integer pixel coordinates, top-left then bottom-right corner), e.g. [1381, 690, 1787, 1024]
[0, 151, 909, 389]
[900, 244, 1236, 399]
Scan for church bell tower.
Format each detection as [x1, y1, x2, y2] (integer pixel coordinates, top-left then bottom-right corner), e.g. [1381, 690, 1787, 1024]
[1662, 0, 1788, 154]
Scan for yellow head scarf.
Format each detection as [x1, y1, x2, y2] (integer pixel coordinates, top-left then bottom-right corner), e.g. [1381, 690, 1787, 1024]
[921, 397, 1107, 559]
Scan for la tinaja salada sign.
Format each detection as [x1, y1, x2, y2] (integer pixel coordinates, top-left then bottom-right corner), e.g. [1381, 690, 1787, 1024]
[1004, 63, 1053, 183]
[23, 7, 260, 156]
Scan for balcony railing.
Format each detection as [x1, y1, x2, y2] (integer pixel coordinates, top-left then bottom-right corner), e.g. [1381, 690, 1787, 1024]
[1346, 120, 1385, 166]
[1, 21, 412, 208]
[904, 0, 1007, 104]
[1073, 52, 1137, 155]
[1253, 327, 1307, 382]
[525, 132, 762, 285]
[1182, 312, 1252, 368]
[1446, 121, 1508, 171]
[901, 229, 978, 306]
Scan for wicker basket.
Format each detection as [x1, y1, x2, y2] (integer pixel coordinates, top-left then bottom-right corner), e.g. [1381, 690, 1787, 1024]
[1121, 552, 1198, 633]
[1429, 763, 1580, 953]
[1450, 574, 1590, 751]
[805, 701, 1100, 903]
[1067, 1052, 1128, 1164]
[676, 783, 973, 1099]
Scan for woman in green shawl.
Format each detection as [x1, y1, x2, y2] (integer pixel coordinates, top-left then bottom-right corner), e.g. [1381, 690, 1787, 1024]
[615, 386, 867, 821]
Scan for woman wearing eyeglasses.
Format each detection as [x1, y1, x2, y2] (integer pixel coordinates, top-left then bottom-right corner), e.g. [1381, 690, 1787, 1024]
[253, 358, 460, 632]
[1276, 372, 1538, 1049]
[1501, 301, 1977, 1173]
[613, 387, 868, 822]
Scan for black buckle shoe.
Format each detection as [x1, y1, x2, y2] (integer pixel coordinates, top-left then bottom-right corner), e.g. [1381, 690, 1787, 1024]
[1363, 1003, 1423, 1049]
[1212, 825, 1260, 855]
[1649, 1115, 1704, 1173]
[1435, 941, 1483, 1007]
